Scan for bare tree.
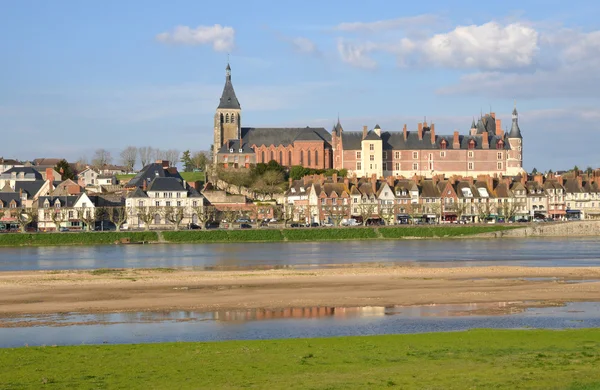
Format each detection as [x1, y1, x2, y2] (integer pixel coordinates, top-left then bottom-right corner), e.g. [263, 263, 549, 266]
[76, 156, 89, 171]
[120, 146, 138, 172]
[500, 201, 517, 222]
[191, 204, 214, 228]
[378, 203, 397, 226]
[136, 206, 159, 231]
[282, 203, 295, 227]
[50, 209, 66, 231]
[476, 201, 496, 223]
[164, 206, 185, 230]
[138, 147, 153, 167]
[164, 150, 180, 167]
[15, 207, 37, 233]
[323, 203, 350, 226]
[192, 152, 208, 171]
[107, 206, 128, 231]
[450, 201, 468, 222]
[77, 207, 98, 231]
[92, 149, 112, 170]
[221, 207, 241, 230]
[406, 203, 423, 224]
[153, 148, 165, 162]
[357, 202, 377, 226]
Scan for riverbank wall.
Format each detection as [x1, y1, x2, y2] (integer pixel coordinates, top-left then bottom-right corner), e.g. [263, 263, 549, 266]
[477, 220, 600, 238]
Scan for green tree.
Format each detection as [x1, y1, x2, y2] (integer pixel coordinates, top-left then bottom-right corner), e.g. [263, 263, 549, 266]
[180, 150, 193, 172]
[289, 166, 308, 181]
[586, 166, 594, 176]
[54, 159, 75, 180]
[573, 165, 580, 175]
[191, 152, 207, 171]
[531, 167, 538, 175]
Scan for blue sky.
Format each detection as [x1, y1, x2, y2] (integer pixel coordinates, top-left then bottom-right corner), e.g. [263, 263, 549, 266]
[1, 0, 599, 171]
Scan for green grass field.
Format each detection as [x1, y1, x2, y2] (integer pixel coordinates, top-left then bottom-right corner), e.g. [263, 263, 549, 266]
[2, 329, 600, 389]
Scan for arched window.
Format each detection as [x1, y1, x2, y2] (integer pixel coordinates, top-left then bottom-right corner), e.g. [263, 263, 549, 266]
[220, 113, 224, 123]
[288, 151, 292, 165]
[261, 151, 265, 163]
[300, 151, 304, 165]
[279, 151, 283, 164]
[231, 113, 235, 124]
[307, 150, 311, 166]
[154, 214, 161, 225]
[225, 113, 229, 123]
[270, 150, 274, 162]
[315, 150, 319, 166]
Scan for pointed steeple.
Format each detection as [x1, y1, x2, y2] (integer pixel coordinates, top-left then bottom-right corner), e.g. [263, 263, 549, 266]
[471, 117, 476, 129]
[218, 63, 241, 110]
[509, 102, 522, 138]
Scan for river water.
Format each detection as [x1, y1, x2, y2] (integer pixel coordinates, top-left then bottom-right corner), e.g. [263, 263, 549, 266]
[1, 237, 599, 271]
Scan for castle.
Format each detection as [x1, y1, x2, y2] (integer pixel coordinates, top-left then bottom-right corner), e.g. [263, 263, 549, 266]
[213, 64, 524, 178]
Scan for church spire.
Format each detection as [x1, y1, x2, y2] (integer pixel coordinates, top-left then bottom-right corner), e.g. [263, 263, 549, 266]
[508, 101, 522, 138]
[218, 62, 240, 110]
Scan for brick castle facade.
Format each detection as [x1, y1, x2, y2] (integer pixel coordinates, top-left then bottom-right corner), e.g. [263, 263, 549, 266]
[213, 64, 524, 178]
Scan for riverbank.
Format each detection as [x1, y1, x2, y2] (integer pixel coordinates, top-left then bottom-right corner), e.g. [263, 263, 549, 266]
[2, 266, 600, 317]
[1, 329, 599, 389]
[0, 225, 519, 247]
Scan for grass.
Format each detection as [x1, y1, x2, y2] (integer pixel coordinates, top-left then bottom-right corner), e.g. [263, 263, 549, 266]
[1, 329, 600, 389]
[180, 171, 205, 183]
[162, 229, 283, 242]
[284, 227, 378, 241]
[378, 225, 519, 238]
[0, 231, 158, 247]
[115, 174, 135, 183]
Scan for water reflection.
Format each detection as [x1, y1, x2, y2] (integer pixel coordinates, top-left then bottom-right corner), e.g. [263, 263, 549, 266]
[2, 237, 600, 272]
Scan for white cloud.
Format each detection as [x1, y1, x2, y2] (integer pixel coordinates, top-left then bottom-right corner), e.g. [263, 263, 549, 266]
[156, 24, 235, 52]
[290, 37, 318, 54]
[333, 15, 439, 33]
[417, 22, 538, 69]
[336, 39, 378, 69]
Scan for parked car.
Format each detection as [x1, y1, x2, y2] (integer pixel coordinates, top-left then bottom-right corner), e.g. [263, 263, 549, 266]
[240, 223, 252, 229]
[310, 222, 320, 228]
[236, 218, 251, 223]
[189, 223, 201, 230]
[322, 222, 334, 227]
[269, 218, 277, 223]
[260, 221, 269, 227]
[59, 227, 69, 232]
[205, 222, 220, 229]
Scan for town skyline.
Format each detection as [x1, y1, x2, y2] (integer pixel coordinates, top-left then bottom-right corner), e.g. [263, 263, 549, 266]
[2, 0, 599, 170]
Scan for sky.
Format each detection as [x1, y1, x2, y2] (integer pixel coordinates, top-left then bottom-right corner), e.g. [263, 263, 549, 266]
[1, 0, 600, 171]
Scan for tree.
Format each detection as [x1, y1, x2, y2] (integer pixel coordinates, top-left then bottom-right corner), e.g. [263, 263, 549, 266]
[15, 207, 37, 233]
[450, 201, 468, 222]
[77, 207, 98, 231]
[191, 204, 215, 228]
[54, 159, 75, 180]
[573, 165, 580, 175]
[107, 206, 128, 231]
[164, 150, 180, 167]
[192, 152, 207, 171]
[120, 146, 137, 172]
[50, 209, 66, 231]
[531, 167, 538, 175]
[378, 203, 397, 226]
[289, 166, 309, 181]
[164, 206, 185, 230]
[586, 167, 594, 176]
[138, 147, 153, 167]
[220, 207, 241, 230]
[282, 204, 295, 227]
[181, 150, 193, 172]
[357, 202, 377, 226]
[500, 201, 517, 222]
[253, 170, 285, 198]
[136, 206, 159, 231]
[323, 203, 350, 226]
[476, 201, 495, 223]
[153, 148, 165, 162]
[218, 167, 253, 193]
[92, 149, 112, 169]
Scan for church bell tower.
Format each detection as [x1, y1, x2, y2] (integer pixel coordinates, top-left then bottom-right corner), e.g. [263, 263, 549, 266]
[213, 63, 242, 162]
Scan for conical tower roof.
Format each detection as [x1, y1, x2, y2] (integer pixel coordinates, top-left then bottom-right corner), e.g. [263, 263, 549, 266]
[218, 63, 241, 110]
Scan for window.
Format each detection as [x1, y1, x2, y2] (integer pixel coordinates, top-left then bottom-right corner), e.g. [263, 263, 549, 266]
[177, 201, 182, 207]
[383, 152, 387, 159]
[370, 164, 373, 169]
[497, 152, 503, 160]
[395, 151, 400, 159]
[497, 162, 502, 170]
[300, 151, 304, 165]
[176, 192, 181, 198]
[163, 193, 167, 198]
[395, 163, 400, 171]
[357, 162, 361, 170]
[270, 150, 274, 161]
[428, 153, 433, 160]
[468, 162, 474, 170]
[138, 201, 144, 207]
[224, 156, 228, 163]
[356, 151, 361, 159]
[315, 150, 318, 166]
[307, 150, 311, 166]
[289, 151, 292, 165]
[155, 201, 160, 207]
[231, 113, 235, 123]
[369, 144, 374, 151]
[68, 211, 74, 219]
[192, 201, 198, 207]
[370, 155, 374, 161]
[413, 163, 418, 170]
[166, 201, 171, 207]
[154, 214, 161, 224]
[518, 146, 522, 151]
[280, 151, 283, 164]
[496, 140, 503, 149]
[225, 113, 229, 123]
[468, 151, 474, 158]
[261, 151, 265, 163]
[440, 151, 446, 157]
[413, 152, 418, 159]
[440, 140, 447, 150]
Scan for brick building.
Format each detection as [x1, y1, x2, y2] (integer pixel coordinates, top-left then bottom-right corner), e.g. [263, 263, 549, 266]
[212, 63, 524, 179]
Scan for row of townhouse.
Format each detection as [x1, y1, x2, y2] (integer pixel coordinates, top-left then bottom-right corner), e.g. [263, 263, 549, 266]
[283, 172, 600, 225]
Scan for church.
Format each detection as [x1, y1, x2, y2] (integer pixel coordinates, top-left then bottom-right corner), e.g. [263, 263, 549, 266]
[212, 64, 524, 178]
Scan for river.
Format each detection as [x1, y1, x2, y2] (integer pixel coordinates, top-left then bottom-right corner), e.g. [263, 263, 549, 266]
[0, 237, 599, 271]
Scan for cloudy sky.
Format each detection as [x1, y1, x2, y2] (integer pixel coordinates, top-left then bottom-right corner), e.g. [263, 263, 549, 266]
[1, 0, 599, 171]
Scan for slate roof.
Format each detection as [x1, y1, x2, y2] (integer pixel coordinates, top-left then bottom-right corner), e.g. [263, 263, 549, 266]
[38, 195, 79, 208]
[217, 64, 241, 110]
[240, 127, 331, 147]
[14, 181, 46, 198]
[363, 130, 381, 141]
[509, 112, 522, 138]
[126, 163, 184, 188]
[218, 139, 255, 154]
[147, 177, 186, 192]
[126, 187, 148, 198]
[2, 167, 43, 179]
[0, 193, 21, 208]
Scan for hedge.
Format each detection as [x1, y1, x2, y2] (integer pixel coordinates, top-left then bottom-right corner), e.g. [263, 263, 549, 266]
[0, 232, 158, 247]
[161, 230, 283, 243]
[378, 225, 517, 239]
[282, 227, 378, 241]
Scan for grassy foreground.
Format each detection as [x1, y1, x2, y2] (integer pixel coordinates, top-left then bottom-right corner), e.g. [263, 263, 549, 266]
[2, 329, 600, 389]
[0, 225, 517, 246]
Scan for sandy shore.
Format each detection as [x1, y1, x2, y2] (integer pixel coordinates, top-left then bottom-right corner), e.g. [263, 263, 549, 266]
[1, 266, 600, 321]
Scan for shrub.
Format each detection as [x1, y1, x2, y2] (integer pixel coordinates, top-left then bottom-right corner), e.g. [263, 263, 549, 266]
[0, 232, 157, 247]
[283, 228, 378, 241]
[161, 230, 283, 243]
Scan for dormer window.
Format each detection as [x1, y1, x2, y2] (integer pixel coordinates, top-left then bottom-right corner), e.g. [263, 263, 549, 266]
[9, 200, 16, 208]
[496, 140, 504, 149]
[300, 187, 305, 193]
[440, 140, 447, 150]
[230, 148, 234, 153]
[239, 149, 243, 153]
[468, 140, 475, 150]
[54, 201, 61, 209]
[291, 188, 296, 193]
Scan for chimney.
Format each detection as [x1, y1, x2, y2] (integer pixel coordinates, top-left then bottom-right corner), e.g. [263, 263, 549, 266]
[303, 175, 309, 185]
[68, 185, 81, 195]
[430, 123, 436, 144]
[362, 125, 368, 139]
[432, 175, 439, 185]
[162, 160, 170, 169]
[534, 174, 543, 185]
[487, 175, 493, 191]
[344, 177, 349, 188]
[403, 124, 407, 141]
[418, 123, 423, 140]
[498, 130, 504, 138]
[45, 168, 55, 183]
[142, 180, 147, 191]
[412, 174, 419, 184]
[482, 132, 489, 149]
[386, 175, 394, 187]
[577, 175, 582, 188]
[453, 131, 460, 149]
[332, 173, 338, 183]
[466, 176, 474, 185]
[371, 174, 377, 193]
[495, 119, 502, 136]
[557, 175, 563, 186]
